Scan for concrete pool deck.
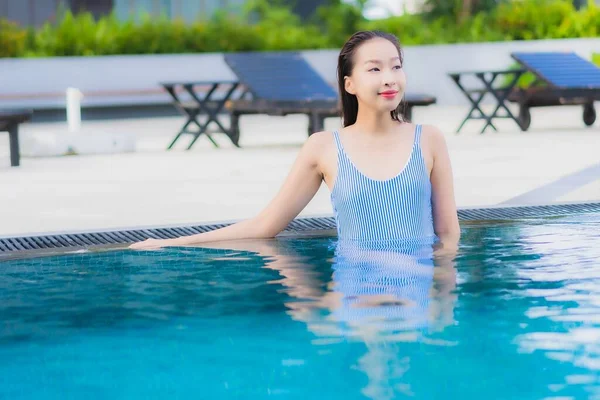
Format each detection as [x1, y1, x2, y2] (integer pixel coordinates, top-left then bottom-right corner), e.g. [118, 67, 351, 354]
[0, 105, 599, 237]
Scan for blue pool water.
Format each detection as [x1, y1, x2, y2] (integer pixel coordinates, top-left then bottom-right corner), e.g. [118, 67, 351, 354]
[1, 213, 600, 399]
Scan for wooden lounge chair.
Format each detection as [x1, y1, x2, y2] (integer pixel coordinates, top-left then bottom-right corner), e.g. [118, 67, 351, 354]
[0, 109, 33, 167]
[508, 52, 600, 130]
[224, 51, 436, 145]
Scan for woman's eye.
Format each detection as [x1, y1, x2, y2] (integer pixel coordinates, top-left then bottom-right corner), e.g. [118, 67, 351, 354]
[369, 67, 380, 72]
[394, 65, 402, 70]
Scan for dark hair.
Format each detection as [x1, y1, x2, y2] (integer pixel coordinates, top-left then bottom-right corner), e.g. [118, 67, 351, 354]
[337, 30, 407, 127]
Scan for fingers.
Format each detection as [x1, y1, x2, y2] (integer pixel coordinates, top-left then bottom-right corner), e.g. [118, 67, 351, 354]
[129, 239, 163, 250]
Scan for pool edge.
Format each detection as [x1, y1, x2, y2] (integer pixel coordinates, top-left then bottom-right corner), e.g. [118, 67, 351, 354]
[1, 201, 600, 256]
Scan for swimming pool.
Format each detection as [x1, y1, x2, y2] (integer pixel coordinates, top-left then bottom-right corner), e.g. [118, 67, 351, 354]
[1, 205, 600, 399]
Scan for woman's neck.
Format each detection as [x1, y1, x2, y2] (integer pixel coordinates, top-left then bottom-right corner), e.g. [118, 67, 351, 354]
[352, 107, 399, 136]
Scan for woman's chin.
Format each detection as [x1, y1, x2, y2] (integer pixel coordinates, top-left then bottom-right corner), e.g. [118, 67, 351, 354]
[379, 104, 401, 113]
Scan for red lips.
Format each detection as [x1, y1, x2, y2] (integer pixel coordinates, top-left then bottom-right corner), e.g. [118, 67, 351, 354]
[379, 90, 398, 98]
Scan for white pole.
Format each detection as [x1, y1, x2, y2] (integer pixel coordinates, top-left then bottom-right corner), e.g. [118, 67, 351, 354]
[66, 87, 83, 133]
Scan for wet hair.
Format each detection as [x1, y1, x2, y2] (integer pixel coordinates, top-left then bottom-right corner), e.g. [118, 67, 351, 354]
[337, 30, 407, 127]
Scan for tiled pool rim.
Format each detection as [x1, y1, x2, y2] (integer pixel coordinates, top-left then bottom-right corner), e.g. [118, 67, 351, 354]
[2, 201, 600, 256]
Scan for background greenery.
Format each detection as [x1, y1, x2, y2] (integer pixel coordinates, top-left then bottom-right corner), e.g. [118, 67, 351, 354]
[0, 0, 598, 58]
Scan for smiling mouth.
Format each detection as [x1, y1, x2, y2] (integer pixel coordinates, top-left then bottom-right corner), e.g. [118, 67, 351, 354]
[379, 91, 398, 97]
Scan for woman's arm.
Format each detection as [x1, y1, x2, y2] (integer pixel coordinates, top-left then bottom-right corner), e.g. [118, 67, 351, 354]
[426, 126, 461, 249]
[129, 132, 328, 250]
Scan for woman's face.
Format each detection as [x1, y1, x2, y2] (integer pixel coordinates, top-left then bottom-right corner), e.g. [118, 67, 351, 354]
[344, 38, 407, 114]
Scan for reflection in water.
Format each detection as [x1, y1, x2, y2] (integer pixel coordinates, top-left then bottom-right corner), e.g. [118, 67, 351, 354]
[454, 215, 600, 398]
[3, 213, 600, 399]
[279, 239, 457, 339]
[257, 237, 458, 399]
[510, 220, 600, 387]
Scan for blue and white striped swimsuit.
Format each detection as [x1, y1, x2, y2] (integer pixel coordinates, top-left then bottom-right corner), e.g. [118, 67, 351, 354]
[330, 124, 435, 243]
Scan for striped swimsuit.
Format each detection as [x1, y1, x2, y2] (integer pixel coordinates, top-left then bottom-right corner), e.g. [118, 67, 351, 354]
[330, 243, 436, 333]
[328, 125, 437, 333]
[330, 124, 435, 244]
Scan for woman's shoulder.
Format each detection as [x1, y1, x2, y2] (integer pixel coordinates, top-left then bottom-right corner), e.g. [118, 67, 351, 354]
[416, 123, 444, 139]
[417, 124, 448, 152]
[411, 124, 449, 172]
[296, 130, 336, 164]
[301, 130, 338, 172]
[305, 130, 337, 150]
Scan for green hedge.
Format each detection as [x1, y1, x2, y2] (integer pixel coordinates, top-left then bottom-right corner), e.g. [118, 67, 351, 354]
[1, 0, 598, 58]
[0, 19, 28, 57]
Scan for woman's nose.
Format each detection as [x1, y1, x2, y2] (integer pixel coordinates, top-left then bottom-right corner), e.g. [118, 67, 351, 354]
[382, 70, 396, 86]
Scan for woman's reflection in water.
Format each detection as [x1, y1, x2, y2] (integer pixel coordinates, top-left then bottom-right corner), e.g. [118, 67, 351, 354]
[196, 235, 458, 400]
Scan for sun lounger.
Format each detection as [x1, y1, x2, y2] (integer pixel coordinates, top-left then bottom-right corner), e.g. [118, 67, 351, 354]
[0, 109, 32, 167]
[508, 52, 600, 129]
[224, 51, 436, 144]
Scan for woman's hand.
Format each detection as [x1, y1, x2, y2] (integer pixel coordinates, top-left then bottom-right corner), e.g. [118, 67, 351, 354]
[129, 237, 183, 250]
